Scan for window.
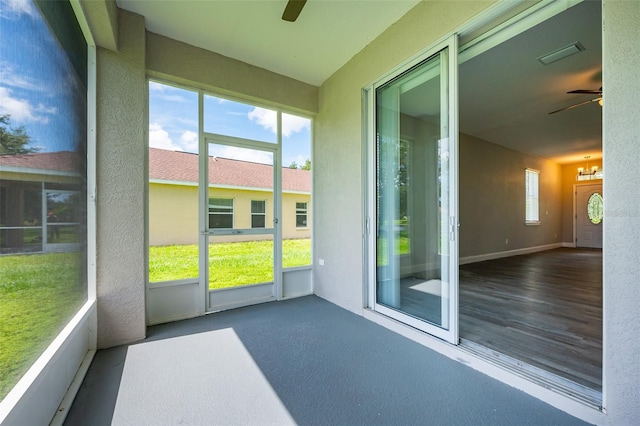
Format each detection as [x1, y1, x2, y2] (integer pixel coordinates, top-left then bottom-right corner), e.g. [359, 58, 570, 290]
[588, 192, 603, 224]
[525, 169, 539, 224]
[296, 202, 308, 228]
[0, 0, 88, 400]
[209, 198, 234, 229]
[251, 200, 266, 228]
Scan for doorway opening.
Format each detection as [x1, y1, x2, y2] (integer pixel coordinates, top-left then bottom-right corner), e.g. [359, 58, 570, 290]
[457, 0, 602, 398]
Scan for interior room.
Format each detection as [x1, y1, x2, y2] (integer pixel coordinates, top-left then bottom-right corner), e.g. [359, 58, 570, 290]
[457, 0, 603, 395]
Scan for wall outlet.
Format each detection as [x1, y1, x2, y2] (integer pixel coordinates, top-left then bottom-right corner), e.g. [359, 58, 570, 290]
[318, 258, 325, 266]
[505, 238, 509, 245]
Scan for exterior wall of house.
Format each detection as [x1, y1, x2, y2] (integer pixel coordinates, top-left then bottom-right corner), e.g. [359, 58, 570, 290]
[95, 8, 147, 348]
[459, 133, 563, 259]
[602, 0, 640, 423]
[560, 159, 602, 245]
[148, 182, 310, 246]
[314, 0, 495, 314]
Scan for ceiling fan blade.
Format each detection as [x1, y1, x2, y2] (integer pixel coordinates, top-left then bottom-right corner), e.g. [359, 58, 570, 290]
[282, 0, 307, 22]
[567, 89, 602, 94]
[567, 87, 603, 94]
[549, 97, 601, 115]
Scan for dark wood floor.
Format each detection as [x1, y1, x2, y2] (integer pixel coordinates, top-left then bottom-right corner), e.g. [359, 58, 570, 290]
[459, 248, 602, 391]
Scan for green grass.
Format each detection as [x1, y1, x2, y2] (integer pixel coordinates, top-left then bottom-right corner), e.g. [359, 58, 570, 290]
[0, 252, 85, 401]
[149, 238, 312, 288]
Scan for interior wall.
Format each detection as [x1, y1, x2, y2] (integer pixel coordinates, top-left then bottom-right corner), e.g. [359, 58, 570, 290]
[95, 8, 147, 348]
[602, 0, 640, 423]
[459, 133, 563, 258]
[560, 159, 602, 244]
[314, 1, 496, 314]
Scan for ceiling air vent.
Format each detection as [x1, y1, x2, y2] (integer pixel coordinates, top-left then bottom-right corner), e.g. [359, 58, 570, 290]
[537, 41, 585, 65]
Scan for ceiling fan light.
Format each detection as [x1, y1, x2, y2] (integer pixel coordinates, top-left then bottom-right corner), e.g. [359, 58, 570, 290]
[537, 41, 585, 65]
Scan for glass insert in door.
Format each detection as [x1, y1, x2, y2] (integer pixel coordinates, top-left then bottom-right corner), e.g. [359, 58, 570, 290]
[375, 50, 453, 329]
[207, 142, 275, 289]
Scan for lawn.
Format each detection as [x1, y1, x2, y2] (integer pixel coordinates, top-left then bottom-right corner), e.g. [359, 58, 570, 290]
[0, 252, 85, 401]
[149, 238, 311, 289]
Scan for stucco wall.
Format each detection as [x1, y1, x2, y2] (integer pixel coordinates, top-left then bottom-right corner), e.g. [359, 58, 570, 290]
[95, 8, 147, 348]
[459, 133, 562, 258]
[314, 1, 495, 314]
[602, 0, 640, 423]
[146, 32, 318, 116]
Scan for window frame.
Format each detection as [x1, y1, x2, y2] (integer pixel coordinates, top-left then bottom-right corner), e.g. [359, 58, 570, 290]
[295, 202, 308, 228]
[525, 168, 540, 225]
[251, 200, 266, 229]
[209, 197, 234, 229]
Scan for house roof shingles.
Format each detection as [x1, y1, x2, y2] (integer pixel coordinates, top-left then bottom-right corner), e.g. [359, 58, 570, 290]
[0, 151, 81, 173]
[150, 148, 310, 192]
[1, 148, 310, 193]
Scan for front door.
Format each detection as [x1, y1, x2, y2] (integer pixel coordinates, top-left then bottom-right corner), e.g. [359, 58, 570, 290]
[205, 138, 280, 311]
[576, 183, 603, 248]
[369, 36, 459, 343]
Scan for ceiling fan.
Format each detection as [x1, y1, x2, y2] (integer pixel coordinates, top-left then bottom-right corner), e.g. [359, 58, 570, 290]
[282, 0, 308, 22]
[548, 87, 603, 115]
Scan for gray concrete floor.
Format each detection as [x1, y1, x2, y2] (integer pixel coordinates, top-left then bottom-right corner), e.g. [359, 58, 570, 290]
[65, 296, 590, 425]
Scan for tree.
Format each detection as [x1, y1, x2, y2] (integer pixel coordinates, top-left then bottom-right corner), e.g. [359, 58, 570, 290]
[301, 158, 311, 171]
[0, 115, 38, 155]
[288, 161, 299, 169]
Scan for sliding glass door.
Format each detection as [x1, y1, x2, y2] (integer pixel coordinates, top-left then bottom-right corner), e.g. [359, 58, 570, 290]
[369, 36, 458, 343]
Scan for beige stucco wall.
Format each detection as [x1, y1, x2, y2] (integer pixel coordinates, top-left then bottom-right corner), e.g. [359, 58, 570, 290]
[560, 159, 602, 244]
[459, 133, 562, 258]
[149, 183, 310, 245]
[602, 0, 640, 423]
[146, 32, 318, 116]
[314, 0, 495, 314]
[95, 8, 147, 348]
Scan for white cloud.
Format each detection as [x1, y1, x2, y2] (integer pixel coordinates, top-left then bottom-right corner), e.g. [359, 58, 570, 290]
[1, 0, 37, 18]
[211, 145, 273, 165]
[0, 86, 51, 123]
[0, 63, 40, 91]
[247, 107, 277, 134]
[282, 113, 310, 138]
[180, 130, 198, 152]
[149, 122, 182, 151]
[248, 107, 310, 137]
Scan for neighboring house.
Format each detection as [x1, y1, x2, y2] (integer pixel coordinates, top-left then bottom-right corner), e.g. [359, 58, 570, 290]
[149, 148, 311, 245]
[0, 152, 83, 254]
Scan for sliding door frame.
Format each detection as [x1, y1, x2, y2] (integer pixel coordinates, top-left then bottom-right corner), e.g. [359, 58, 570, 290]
[364, 34, 459, 344]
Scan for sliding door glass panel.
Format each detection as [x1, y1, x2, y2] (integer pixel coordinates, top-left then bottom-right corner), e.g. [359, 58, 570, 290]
[207, 142, 275, 289]
[203, 95, 277, 143]
[148, 81, 199, 283]
[375, 48, 455, 333]
[281, 112, 312, 268]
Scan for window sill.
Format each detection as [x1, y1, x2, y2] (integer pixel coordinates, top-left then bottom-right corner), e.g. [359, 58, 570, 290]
[525, 221, 541, 226]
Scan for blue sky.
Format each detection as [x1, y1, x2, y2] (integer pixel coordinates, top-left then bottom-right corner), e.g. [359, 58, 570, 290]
[149, 81, 311, 167]
[0, 0, 85, 154]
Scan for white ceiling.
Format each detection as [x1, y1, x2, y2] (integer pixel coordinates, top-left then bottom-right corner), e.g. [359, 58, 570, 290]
[117, 0, 420, 86]
[117, 0, 602, 164]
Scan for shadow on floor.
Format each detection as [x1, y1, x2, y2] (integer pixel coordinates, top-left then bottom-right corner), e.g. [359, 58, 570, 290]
[65, 296, 590, 425]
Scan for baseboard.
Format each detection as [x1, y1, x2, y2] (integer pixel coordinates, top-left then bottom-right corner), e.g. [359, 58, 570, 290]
[460, 243, 563, 265]
[50, 348, 96, 426]
[562, 242, 576, 248]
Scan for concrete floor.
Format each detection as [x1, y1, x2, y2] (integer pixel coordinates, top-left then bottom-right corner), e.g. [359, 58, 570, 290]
[65, 296, 590, 425]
